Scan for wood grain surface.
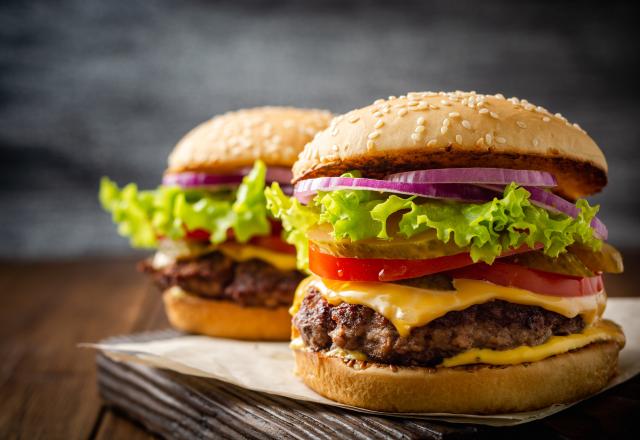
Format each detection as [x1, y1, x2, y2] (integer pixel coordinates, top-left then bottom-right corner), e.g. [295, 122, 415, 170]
[1, 255, 640, 439]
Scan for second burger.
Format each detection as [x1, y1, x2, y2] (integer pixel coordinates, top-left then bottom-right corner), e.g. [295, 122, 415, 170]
[100, 106, 332, 340]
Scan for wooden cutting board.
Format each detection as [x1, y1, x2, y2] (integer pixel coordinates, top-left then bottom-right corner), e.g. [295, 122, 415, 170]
[96, 331, 640, 439]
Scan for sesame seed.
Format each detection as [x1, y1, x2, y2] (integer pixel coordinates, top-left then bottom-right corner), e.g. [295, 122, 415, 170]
[543, 116, 550, 122]
[348, 115, 360, 123]
[448, 112, 460, 118]
[479, 108, 489, 114]
[476, 137, 484, 147]
[331, 144, 339, 152]
[489, 111, 499, 119]
[417, 116, 425, 125]
[485, 133, 493, 145]
[373, 111, 383, 118]
[533, 139, 540, 147]
[516, 121, 527, 129]
[388, 95, 397, 100]
[416, 101, 428, 110]
[461, 120, 472, 129]
[495, 93, 505, 100]
[440, 126, 448, 135]
[411, 133, 421, 142]
[368, 131, 380, 139]
[429, 104, 439, 110]
[374, 120, 385, 129]
[397, 108, 408, 117]
[440, 100, 450, 106]
[496, 136, 506, 144]
[374, 99, 385, 105]
[524, 104, 534, 111]
[408, 100, 419, 106]
[367, 140, 376, 151]
[415, 125, 425, 133]
[427, 139, 437, 147]
[455, 134, 463, 144]
[443, 118, 451, 127]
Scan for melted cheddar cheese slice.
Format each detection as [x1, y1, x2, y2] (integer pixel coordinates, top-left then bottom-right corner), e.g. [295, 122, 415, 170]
[152, 242, 297, 271]
[293, 276, 607, 337]
[218, 243, 297, 271]
[441, 319, 624, 367]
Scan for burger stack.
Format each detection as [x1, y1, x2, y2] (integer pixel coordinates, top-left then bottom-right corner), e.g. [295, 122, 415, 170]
[102, 92, 626, 414]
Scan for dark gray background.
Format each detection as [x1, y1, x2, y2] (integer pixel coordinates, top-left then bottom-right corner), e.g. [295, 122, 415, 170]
[1, 0, 639, 258]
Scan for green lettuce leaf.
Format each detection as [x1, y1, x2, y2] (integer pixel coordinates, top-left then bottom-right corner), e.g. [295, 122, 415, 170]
[266, 179, 602, 269]
[265, 182, 319, 270]
[317, 171, 383, 241]
[99, 160, 271, 248]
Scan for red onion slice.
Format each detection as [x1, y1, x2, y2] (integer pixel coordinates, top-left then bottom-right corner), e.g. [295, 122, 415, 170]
[524, 187, 608, 240]
[293, 177, 498, 204]
[280, 184, 294, 196]
[163, 166, 293, 188]
[162, 172, 244, 187]
[386, 168, 557, 188]
[239, 166, 293, 184]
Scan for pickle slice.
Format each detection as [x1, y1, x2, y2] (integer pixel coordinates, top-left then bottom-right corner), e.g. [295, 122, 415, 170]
[503, 242, 624, 276]
[568, 242, 624, 274]
[503, 251, 594, 277]
[308, 223, 465, 260]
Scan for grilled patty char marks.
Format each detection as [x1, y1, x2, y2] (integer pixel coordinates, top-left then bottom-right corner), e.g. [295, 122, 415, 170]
[294, 287, 585, 367]
[140, 252, 304, 308]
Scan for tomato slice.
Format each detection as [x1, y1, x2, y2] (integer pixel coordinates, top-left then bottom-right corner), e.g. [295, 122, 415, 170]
[178, 219, 286, 245]
[308, 244, 540, 282]
[450, 262, 603, 297]
[184, 228, 212, 242]
[309, 244, 477, 281]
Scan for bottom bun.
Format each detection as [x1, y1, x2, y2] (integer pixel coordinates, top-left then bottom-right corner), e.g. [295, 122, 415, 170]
[294, 342, 621, 413]
[163, 288, 291, 341]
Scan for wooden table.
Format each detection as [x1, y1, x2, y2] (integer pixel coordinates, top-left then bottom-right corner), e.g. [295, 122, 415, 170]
[1, 253, 639, 439]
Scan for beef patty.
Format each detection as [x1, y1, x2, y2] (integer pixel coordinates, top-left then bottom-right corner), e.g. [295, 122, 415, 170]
[140, 252, 304, 308]
[294, 287, 585, 367]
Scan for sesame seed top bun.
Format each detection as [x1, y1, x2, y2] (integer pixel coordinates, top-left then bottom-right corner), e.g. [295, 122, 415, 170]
[293, 92, 607, 199]
[167, 107, 333, 174]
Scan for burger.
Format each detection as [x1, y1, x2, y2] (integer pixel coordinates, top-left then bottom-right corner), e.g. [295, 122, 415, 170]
[100, 107, 332, 340]
[265, 92, 625, 413]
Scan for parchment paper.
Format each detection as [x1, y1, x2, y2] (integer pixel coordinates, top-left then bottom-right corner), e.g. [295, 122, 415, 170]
[86, 298, 640, 426]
